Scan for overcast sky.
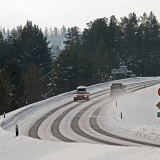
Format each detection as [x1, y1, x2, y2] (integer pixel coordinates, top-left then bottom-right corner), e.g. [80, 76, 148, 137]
[1, 0, 160, 31]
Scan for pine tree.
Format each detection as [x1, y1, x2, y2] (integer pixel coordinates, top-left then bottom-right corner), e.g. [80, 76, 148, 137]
[0, 74, 9, 114]
[63, 26, 82, 52]
[0, 31, 7, 70]
[82, 18, 110, 52]
[4, 60, 24, 110]
[23, 62, 47, 104]
[6, 27, 23, 68]
[20, 21, 52, 74]
[138, 12, 160, 76]
[109, 15, 120, 54]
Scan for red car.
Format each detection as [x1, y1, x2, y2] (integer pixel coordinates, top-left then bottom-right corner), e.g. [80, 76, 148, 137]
[73, 86, 90, 101]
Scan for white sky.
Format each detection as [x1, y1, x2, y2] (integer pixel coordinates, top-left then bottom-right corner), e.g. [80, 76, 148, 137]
[1, 0, 160, 31]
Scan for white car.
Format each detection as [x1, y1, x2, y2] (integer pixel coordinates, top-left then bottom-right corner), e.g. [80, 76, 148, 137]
[130, 74, 136, 77]
[73, 86, 90, 101]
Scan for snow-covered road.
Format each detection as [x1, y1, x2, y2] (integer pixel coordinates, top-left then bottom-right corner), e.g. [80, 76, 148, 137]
[1, 77, 160, 160]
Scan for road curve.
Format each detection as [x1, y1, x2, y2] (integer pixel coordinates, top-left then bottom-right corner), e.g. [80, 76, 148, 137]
[29, 79, 160, 147]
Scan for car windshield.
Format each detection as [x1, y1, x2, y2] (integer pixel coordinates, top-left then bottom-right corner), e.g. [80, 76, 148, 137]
[111, 84, 123, 89]
[76, 89, 87, 94]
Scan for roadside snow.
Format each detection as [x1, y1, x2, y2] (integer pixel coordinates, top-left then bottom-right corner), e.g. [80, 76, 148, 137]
[105, 84, 160, 143]
[0, 77, 160, 160]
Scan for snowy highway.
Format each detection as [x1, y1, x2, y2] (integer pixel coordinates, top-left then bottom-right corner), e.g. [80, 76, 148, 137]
[1, 77, 160, 159]
[26, 78, 160, 147]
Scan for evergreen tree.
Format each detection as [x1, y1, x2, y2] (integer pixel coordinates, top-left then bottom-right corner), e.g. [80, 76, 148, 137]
[6, 27, 23, 68]
[4, 60, 24, 110]
[0, 31, 7, 70]
[77, 51, 95, 85]
[23, 62, 47, 104]
[109, 15, 120, 54]
[139, 12, 160, 76]
[63, 26, 82, 52]
[0, 74, 9, 114]
[82, 18, 110, 52]
[52, 48, 78, 94]
[20, 21, 52, 74]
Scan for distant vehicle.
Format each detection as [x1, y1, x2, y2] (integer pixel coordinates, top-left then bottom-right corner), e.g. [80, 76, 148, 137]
[126, 71, 136, 78]
[126, 71, 132, 78]
[73, 86, 90, 101]
[110, 83, 126, 97]
[130, 74, 136, 77]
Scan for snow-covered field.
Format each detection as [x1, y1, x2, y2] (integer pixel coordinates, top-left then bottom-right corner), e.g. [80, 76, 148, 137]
[0, 77, 160, 160]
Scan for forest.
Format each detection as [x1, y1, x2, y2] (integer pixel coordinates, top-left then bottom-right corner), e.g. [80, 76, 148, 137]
[0, 11, 160, 114]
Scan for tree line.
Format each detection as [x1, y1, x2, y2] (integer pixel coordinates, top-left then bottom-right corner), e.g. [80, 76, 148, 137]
[1, 25, 67, 58]
[0, 11, 160, 114]
[43, 26, 67, 57]
[0, 21, 53, 114]
[53, 12, 160, 93]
